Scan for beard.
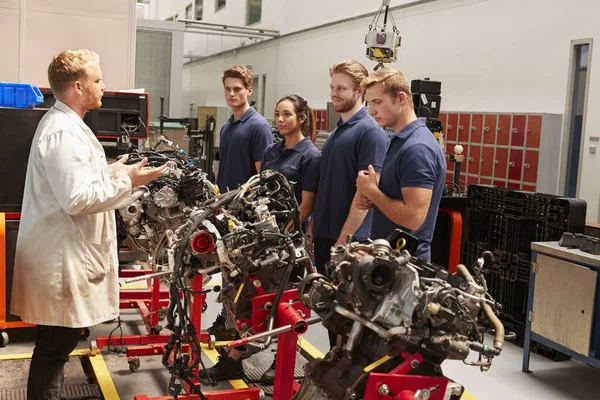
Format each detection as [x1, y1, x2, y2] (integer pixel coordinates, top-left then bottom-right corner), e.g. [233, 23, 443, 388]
[84, 93, 102, 111]
[333, 95, 361, 113]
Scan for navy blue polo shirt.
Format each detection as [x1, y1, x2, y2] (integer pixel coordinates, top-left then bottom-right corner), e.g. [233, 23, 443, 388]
[217, 107, 273, 192]
[312, 107, 388, 241]
[371, 118, 446, 261]
[261, 137, 321, 204]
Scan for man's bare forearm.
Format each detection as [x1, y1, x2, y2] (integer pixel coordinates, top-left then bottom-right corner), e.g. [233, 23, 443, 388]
[336, 195, 369, 245]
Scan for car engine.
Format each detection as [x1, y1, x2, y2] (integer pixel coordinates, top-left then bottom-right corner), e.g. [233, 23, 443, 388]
[117, 149, 218, 259]
[115, 149, 311, 391]
[294, 235, 505, 400]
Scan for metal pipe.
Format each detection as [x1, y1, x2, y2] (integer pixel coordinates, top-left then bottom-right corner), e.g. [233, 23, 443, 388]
[226, 316, 322, 348]
[482, 301, 505, 351]
[195, 264, 221, 276]
[278, 303, 308, 334]
[344, 321, 364, 354]
[124, 270, 172, 284]
[184, 24, 279, 38]
[333, 304, 409, 339]
[177, 18, 280, 34]
[456, 264, 504, 351]
[184, 28, 267, 40]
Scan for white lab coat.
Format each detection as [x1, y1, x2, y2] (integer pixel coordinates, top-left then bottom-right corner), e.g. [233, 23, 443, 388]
[11, 100, 135, 328]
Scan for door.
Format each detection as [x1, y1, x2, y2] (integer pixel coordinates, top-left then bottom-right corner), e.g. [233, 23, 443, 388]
[565, 42, 592, 198]
[532, 254, 596, 356]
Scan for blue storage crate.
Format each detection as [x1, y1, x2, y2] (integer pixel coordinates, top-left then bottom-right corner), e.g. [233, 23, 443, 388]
[0, 82, 44, 108]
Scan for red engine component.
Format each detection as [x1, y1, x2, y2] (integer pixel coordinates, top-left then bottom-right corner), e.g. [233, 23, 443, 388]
[191, 231, 214, 254]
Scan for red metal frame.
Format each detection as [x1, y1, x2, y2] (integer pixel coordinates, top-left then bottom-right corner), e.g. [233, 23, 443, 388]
[133, 388, 261, 400]
[134, 274, 262, 400]
[96, 274, 168, 356]
[363, 373, 449, 400]
[361, 352, 449, 400]
[0, 213, 36, 332]
[254, 290, 310, 400]
[438, 208, 463, 274]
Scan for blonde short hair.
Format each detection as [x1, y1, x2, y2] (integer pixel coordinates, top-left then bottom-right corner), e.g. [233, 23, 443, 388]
[361, 68, 412, 104]
[222, 66, 253, 89]
[329, 60, 369, 91]
[48, 49, 100, 97]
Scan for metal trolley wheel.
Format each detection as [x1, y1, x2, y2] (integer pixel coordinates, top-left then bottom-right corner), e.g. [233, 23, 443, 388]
[128, 356, 141, 372]
[80, 327, 91, 340]
[0, 331, 9, 347]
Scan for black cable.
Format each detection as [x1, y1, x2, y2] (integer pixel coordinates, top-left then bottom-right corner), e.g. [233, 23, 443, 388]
[107, 316, 125, 355]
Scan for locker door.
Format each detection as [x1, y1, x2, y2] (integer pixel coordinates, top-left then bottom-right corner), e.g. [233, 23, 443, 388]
[494, 148, 508, 179]
[483, 114, 497, 145]
[458, 114, 470, 143]
[507, 182, 521, 190]
[526, 115, 542, 148]
[480, 146, 495, 177]
[508, 148, 523, 181]
[446, 113, 458, 143]
[321, 111, 328, 130]
[497, 115, 511, 146]
[468, 145, 481, 176]
[523, 150, 539, 183]
[470, 114, 484, 144]
[511, 115, 526, 147]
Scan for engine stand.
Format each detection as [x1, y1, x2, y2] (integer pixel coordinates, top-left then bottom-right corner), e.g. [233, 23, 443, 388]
[132, 275, 262, 399]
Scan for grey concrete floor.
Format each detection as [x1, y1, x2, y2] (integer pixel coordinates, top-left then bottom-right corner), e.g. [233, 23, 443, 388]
[1, 274, 600, 399]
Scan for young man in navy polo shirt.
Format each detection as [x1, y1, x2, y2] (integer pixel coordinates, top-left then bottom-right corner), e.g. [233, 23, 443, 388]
[311, 60, 388, 347]
[203, 66, 273, 381]
[356, 68, 446, 262]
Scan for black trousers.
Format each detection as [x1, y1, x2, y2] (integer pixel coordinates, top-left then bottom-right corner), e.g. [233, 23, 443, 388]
[313, 237, 336, 276]
[27, 325, 81, 400]
[313, 237, 338, 349]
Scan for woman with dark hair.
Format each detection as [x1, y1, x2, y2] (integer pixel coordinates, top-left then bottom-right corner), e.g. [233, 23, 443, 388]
[258, 95, 321, 384]
[261, 94, 321, 229]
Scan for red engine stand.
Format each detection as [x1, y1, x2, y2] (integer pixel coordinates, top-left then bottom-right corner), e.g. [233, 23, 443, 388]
[133, 274, 262, 399]
[95, 272, 172, 360]
[363, 352, 449, 400]
[227, 289, 312, 400]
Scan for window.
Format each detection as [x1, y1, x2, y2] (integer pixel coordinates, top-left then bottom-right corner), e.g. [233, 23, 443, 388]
[185, 3, 192, 19]
[215, 0, 226, 11]
[195, 0, 203, 20]
[250, 76, 260, 111]
[565, 41, 592, 198]
[246, 0, 262, 25]
[260, 74, 266, 115]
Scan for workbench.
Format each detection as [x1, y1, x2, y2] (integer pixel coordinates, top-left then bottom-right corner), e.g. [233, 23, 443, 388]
[523, 241, 600, 372]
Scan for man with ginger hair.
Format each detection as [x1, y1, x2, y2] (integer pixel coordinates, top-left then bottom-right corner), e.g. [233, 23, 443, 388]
[310, 59, 388, 348]
[11, 49, 167, 400]
[356, 67, 446, 262]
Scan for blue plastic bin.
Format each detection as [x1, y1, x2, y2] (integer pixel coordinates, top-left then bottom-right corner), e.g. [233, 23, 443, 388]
[0, 82, 44, 108]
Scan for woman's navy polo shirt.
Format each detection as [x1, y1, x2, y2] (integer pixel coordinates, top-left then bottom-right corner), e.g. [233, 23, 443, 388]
[261, 137, 321, 205]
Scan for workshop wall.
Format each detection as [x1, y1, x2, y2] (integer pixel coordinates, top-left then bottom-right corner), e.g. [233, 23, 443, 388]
[147, 0, 423, 59]
[181, 0, 600, 222]
[0, 0, 137, 90]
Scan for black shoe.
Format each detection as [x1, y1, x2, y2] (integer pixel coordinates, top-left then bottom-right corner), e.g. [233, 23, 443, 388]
[207, 315, 237, 341]
[199, 356, 244, 381]
[259, 357, 277, 385]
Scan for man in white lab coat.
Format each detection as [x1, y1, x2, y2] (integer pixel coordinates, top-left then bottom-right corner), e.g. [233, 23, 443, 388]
[10, 49, 167, 400]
